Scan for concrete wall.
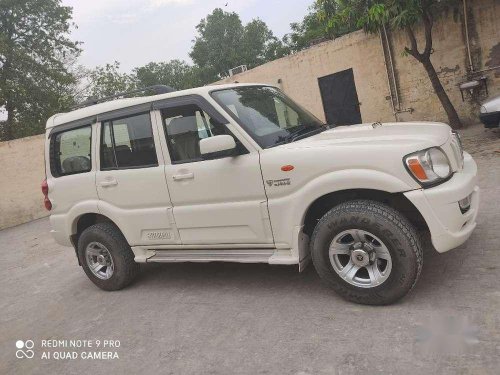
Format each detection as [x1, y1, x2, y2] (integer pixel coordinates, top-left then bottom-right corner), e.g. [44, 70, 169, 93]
[217, 0, 500, 126]
[0, 134, 47, 229]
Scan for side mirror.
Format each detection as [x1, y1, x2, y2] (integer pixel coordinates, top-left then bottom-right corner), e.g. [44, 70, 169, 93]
[200, 135, 237, 159]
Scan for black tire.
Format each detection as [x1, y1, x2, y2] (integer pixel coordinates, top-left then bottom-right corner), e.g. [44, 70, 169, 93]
[77, 222, 139, 291]
[310, 200, 423, 305]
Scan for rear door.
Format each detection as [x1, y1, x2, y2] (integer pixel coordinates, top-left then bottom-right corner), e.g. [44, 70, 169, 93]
[95, 111, 178, 246]
[318, 68, 362, 125]
[46, 123, 98, 242]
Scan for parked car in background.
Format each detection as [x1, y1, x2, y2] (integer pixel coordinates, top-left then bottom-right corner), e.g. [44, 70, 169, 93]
[480, 95, 500, 128]
[43, 83, 479, 305]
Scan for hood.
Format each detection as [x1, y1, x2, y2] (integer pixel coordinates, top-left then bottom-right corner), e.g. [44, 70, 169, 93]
[285, 121, 452, 151]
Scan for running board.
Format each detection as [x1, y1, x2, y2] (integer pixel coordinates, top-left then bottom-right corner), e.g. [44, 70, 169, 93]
[147, 249, 275, 264]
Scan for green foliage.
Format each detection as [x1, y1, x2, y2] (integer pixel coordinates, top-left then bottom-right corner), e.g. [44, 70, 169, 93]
[134, 60, 204, 91]
[0, 0, 81, 140]
[317, 0, 459, 62]
[285, 1, 360, 53]
[85, 61, 136, 100]
[241, 19, 278, 67]
[287, 9, 331, 52]
[317, 0, 457, 34]
[190, 8, 288, 78]
[83, 60, 212, 99]
[83, 10, 290, 100]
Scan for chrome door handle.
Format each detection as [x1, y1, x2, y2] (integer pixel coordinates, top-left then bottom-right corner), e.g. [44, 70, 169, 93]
[99, 179, 118, 187]
[172, 172, 194, 181]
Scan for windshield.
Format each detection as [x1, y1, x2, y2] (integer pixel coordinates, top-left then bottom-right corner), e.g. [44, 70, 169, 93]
[211, 86, 325, 149]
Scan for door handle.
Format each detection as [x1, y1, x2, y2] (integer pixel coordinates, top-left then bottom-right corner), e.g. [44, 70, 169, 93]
[99, 179, 118, 187]
[172, 172, 194, 181]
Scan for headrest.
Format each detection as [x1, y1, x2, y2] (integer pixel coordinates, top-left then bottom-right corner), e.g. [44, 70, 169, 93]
[168, 116, 198, 135]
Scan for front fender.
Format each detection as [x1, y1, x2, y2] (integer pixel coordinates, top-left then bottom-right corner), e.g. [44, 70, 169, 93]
[267, 169, 416, 247]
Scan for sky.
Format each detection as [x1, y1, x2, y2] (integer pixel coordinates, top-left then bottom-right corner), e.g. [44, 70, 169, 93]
[63, 0, 314, 72]
[0, 0, 313, 121]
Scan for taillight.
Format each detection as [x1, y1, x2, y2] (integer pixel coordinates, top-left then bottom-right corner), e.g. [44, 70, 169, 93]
[41, 179, 52, 210]
[41, 179, 49, 196]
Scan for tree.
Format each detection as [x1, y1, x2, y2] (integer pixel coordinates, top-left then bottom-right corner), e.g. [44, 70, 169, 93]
[240, 19, 287, 67]
[190, 9, 243, 80]
[287, 11, 330, 52]
[286, 5, 334, 52]
[283, 2, 359, 53]
[264, 37, 291, 62]
[0, 0, 80, 140]
[190, 8, 288, 79]
[134, 60, 203, 90]
[85, 61, 136, 100]
[317, 0, 462, 128]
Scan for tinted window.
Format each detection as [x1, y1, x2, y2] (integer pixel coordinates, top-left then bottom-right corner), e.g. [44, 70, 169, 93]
[161, 104, 229, 164]
[211, 86, 324, 149]
[52, 126, 92, 176]
[100, 113, 158, 169]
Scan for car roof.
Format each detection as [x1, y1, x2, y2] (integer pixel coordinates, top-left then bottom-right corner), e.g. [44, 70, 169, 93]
[45, 83, 268, 129]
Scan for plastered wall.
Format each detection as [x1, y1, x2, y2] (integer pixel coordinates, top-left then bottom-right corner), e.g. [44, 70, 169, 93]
[0, 134, 47, 229]
[217, 0, 500, 125]
[1, 0, 498, 230]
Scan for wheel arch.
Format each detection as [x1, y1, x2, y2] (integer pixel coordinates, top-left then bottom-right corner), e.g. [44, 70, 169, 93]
[302, 188, 429, 238]
[71, 213, 124, 265]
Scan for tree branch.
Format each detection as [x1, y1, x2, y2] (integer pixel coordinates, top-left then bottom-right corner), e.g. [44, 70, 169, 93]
[405, 26, 423, 62]
[422, 10, 433, 58]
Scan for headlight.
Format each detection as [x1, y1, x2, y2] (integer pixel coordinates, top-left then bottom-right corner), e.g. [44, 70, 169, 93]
[404, 147, 452, 186]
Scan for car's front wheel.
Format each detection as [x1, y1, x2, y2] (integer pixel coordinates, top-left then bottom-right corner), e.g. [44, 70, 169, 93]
[77, 223, 139, 291]
[310, 200, 423, 305]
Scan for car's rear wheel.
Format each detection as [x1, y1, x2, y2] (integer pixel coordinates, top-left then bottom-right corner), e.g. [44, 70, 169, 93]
[310, 200, 423, 305]
[77, 223, 139, 291]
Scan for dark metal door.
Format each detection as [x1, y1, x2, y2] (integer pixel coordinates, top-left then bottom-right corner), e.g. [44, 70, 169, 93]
[318, 68, 362, 125]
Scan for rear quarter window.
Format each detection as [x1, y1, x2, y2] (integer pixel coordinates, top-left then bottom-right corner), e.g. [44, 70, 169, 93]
[51, 125, 92, 177]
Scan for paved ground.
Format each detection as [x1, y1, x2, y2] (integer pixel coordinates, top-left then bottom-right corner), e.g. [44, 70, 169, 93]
[1, 125, 499, 375]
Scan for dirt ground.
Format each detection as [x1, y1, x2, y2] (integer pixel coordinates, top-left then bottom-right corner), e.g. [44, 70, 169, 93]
[1, 124, 499, 375]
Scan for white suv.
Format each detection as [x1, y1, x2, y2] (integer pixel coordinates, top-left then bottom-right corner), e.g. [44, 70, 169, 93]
[43, 84, 479, 305]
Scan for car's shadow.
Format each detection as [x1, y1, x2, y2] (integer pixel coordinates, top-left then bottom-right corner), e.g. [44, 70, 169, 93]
[135, 261, 325, 296]
[118, 243, 464, 306]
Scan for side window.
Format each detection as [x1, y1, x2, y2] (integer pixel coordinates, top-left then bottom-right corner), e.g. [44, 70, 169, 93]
[52, 125, 92, 177]
[161, 104, 229, 164]
[100, 112, 158, 169]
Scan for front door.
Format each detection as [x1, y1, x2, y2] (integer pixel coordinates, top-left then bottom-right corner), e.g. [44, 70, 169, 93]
[318, 68, 362, 125]
[158, 101, 274, 246]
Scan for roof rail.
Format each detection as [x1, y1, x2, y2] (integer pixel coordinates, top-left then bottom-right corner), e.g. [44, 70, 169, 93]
[72, 85, 176, 110]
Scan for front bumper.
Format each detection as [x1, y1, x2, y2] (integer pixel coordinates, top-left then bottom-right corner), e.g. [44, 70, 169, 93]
[479, 111, 500, 128]
[404, 152, 479, 253]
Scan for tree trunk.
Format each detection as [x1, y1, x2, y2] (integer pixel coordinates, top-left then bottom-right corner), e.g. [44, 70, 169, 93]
[3, 103, 15, 141]
[421, 56, 462, 129]
[405, 15, 463, 130]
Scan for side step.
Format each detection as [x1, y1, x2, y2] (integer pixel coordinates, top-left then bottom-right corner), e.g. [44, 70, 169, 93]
[147, 249, 275, 264]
